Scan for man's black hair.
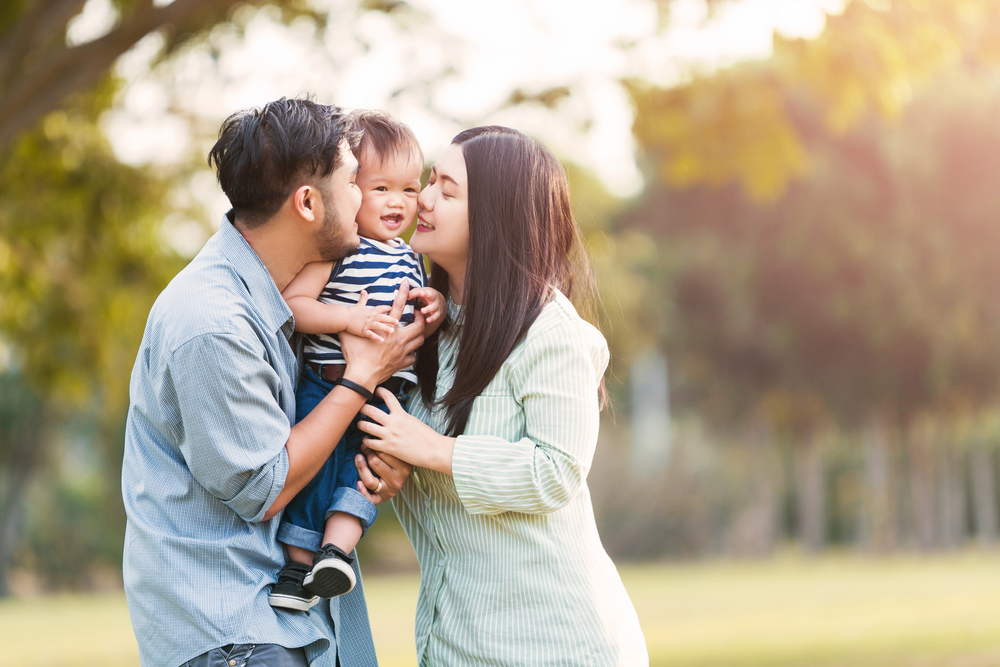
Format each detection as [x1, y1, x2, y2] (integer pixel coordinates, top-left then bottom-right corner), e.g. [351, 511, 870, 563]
[208, 97, 361, 228]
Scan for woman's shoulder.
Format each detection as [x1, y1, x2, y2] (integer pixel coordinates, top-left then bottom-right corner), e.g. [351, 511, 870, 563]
[510, 290, 609, 367]
[529, 289, 603, 336]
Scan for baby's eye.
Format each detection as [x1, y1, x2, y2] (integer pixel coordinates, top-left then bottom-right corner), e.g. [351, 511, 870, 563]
[375, 186, 388, 192]
[405, 187, 417, 193]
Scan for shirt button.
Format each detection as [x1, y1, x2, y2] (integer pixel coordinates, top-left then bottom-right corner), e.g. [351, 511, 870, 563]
[438, 559, 445, 566]
[229, 661, 236, 666]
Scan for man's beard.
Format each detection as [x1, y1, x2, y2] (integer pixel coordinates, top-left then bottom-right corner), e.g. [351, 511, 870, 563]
[313, 187, 359, 261]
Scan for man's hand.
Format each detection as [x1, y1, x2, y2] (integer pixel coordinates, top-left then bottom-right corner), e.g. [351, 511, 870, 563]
[345, 290, 398, 341]
[339, 281, 425, 390]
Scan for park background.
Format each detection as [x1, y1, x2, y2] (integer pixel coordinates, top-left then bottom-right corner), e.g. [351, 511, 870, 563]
[3, 0, 1000, 664]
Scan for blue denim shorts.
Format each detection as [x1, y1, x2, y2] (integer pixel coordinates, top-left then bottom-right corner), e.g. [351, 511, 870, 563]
[277, 364, 409, 552]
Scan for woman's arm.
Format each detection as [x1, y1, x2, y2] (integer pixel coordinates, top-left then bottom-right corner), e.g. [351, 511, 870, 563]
[357, 319, 608, 515]
[450, 324, 607, 514]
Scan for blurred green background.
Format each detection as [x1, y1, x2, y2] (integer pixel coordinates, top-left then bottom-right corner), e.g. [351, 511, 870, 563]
[3, 0, 1000, 664]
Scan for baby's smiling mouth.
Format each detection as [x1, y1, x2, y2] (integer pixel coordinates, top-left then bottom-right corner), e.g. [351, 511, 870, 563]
[382, 214, 403, 226]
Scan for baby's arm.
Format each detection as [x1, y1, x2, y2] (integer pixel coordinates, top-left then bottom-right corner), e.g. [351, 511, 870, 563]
[410, 287, 446, 337]
[283, 261, 398, 341]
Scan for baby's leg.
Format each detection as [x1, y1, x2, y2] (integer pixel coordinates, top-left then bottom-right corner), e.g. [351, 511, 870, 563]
[285, 544, 315, 566]
[302, 421, 377, 599]
[323, 512, 363, 554]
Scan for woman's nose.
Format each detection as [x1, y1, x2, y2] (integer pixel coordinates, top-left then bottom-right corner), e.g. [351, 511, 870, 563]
[417, 186, 432, 210]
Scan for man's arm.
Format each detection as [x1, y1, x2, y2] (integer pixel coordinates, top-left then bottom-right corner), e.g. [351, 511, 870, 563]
[263, 282, 424, 520]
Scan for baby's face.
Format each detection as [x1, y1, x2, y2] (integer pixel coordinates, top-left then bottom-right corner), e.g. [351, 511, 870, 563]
[354, 149, 422, 242]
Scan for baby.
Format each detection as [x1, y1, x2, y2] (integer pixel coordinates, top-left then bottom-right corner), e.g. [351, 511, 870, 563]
[268, 110, 445, 610]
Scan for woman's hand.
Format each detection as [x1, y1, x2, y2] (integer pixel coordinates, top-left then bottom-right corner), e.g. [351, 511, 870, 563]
[354, 449, 412, 505]
[356, 388, 456, 475]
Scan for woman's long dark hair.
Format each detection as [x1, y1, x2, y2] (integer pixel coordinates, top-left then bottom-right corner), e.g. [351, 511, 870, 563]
[414, 126, 598, 436]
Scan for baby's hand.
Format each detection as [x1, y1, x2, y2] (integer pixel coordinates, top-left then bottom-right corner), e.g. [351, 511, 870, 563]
[411, 287, 446, 324]
[346, 290, 398, 341]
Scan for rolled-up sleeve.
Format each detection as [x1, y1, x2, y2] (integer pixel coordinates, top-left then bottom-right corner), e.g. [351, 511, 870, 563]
[171, 332, 290, 522]
[451, 323, 609, 515]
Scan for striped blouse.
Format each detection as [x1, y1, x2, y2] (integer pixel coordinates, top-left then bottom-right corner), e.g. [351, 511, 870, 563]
[302, 236, 426, 383]
[395, 290, 649, 666]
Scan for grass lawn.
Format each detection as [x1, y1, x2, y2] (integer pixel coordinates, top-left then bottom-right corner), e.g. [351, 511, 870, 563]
[3, 552, 1000, 666]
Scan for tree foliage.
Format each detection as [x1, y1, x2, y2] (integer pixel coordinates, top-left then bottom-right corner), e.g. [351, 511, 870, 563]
[630, 0, 1000, 202]
[618, 0, 1000, 429]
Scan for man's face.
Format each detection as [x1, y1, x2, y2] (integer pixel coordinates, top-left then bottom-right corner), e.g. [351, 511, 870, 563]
[313, 140, 362, 261]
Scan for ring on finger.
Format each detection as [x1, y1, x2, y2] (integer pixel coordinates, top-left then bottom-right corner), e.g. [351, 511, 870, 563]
[374, 478, 384, 494]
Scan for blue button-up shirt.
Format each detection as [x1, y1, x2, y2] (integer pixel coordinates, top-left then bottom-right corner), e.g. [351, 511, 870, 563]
[122, 216, 375, 667]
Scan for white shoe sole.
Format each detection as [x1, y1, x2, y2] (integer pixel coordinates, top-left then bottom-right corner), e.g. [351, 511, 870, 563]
[268, 591, 320, 611]
[303, 558, 356, 598]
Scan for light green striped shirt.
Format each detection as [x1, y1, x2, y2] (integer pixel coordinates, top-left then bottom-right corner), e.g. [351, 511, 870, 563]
[396, 290, 648, 666]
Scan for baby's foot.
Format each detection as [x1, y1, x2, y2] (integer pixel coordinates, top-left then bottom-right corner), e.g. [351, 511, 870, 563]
[268, 562, 319, 611]
[303, 543, 356, 598]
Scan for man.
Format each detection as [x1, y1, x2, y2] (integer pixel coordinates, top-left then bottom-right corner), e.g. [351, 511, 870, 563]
[122, 98, 423, 667]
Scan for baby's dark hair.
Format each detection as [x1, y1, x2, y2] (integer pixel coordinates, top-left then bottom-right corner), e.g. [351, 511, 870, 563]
[349, 109, 423, 168]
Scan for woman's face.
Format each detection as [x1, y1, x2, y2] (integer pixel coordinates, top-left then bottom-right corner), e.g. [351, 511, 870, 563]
[412, 143, 469, 278]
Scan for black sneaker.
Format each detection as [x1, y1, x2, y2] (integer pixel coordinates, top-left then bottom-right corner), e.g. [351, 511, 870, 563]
[303, 544, 356, 598]
[268, 562, 319, 611]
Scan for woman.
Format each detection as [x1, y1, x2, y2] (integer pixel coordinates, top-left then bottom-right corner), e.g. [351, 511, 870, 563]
[357, 126, 648, 665]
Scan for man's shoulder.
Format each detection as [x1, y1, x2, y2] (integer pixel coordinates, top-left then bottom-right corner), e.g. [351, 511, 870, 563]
[147, 247, 261, 352]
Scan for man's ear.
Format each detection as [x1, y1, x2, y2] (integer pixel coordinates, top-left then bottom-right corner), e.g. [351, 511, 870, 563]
[292, 184, 319, 222]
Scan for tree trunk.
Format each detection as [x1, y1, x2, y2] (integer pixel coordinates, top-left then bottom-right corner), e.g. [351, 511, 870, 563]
[969, 441, 998, 546]
[937, 440, 967, 549]
[862, 415, 897, 553]
[905, 421, 938, 551]
[794, 433, 826, 552]
[0, 425, 46, 596]
[0, 381, 48, 598]
[728, 420, 782, 557]
[0, 469, 34, 597]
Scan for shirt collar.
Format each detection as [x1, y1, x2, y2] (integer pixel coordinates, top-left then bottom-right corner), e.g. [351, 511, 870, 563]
[217, 211, 294, 336]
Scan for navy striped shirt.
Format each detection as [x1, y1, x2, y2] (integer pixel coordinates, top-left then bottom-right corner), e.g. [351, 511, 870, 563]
[302, 237, 426, 384]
